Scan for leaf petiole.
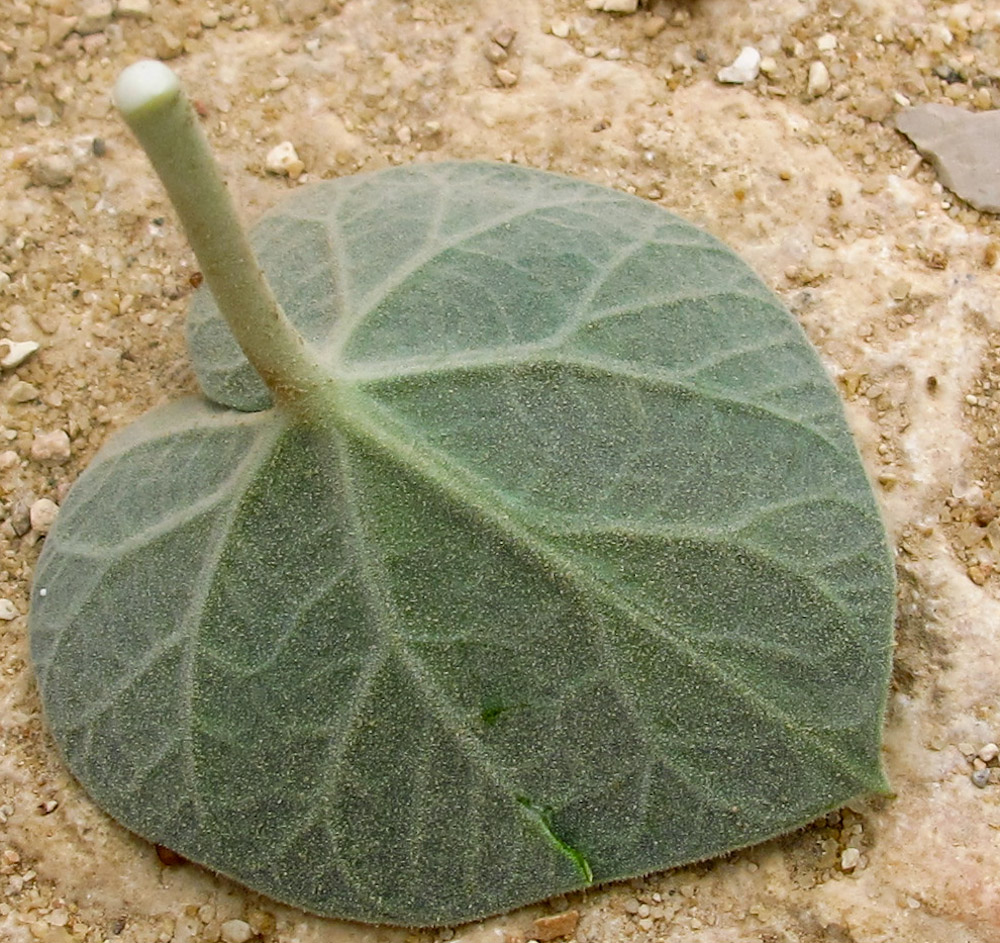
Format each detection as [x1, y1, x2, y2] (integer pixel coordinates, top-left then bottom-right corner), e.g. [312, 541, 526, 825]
[113, 60, 325, 406]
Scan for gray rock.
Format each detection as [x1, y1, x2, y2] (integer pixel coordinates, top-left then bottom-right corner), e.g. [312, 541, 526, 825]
[896, 104, 1000, 214]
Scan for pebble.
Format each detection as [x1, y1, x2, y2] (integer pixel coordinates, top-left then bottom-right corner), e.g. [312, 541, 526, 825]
[532, 910, 580, 942]
[30, 430, 72, 465]
[978, 742, 999, 763]
[76, 0, 113, 35]
[0, 600, 18, 621]
[643, 15, 667, 38]
[495, 68, 519, 87]
[29, 498, 59, 534]
[0, 450, 18, 469]
[490, 24, 516, 48]
[808, 60, 831, 97]
[31, 154, 74, 188]
[8, 381, 39, 403]
[896, 104, 1000, 214]
[14, 95, 38, 120]
[717, 46, 761, 84]
[840, 847, 861, 870]
[219, 919, 253, 943]
[484, 41, 508, 64]
[549, 20, 570, 38]
[154, 27, 185, 60]
[0, 339, 39, 369]
[265, 141, 304, 179]
[972, 767, 991, 788]
[116, 0, 152, 16]
[816, 32, 838, 52]
[586, 0, 638, 11]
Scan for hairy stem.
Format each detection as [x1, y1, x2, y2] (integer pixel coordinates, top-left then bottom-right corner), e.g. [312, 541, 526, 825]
[114, 60, 324, 406]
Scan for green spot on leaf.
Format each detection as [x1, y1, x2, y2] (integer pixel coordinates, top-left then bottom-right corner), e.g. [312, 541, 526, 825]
[517, 797, 593, 884]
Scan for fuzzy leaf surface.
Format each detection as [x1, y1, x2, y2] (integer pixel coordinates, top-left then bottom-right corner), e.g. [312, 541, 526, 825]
[31, 162, 894, 927]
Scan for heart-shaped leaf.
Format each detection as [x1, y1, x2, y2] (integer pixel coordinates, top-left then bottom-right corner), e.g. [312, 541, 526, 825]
[30, 161, 894, 927]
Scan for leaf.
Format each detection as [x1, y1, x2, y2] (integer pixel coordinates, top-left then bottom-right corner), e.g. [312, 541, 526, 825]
[30, 162, 895, 927]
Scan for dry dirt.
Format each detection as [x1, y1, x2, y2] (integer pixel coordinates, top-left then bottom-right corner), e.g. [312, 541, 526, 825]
[3, 1, 1000, 942]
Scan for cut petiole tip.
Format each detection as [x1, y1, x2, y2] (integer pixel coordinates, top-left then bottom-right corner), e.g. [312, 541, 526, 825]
[113, 59, 181, 118]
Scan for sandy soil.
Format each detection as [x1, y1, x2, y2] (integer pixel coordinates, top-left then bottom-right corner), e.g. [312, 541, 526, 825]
[2, 1, 1000, 941]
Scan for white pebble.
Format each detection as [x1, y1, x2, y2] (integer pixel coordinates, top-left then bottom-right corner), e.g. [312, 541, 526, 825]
[717, 47, 761, 84]
[816, 33, 838, 52]
[30, 430, 71, 465]
[8, 381, 39, 404]
[14, 96, 38, 119]
[808, 60, 831, 97]
[0, 450, 18, 469]
[0, 339, 40, 369]
[979, 743, 999, 763]
[116, 0, 152, 17]
[586, 0, 638, 11]
[0, 599, 18, 621]
[265, 141, 304, 179]
[77, 0, 114, 34]
[550, 20, 570, 38]
[219, 920, 254, 943]
[29, 498, 59, 534]
[840, 847, 861, 870]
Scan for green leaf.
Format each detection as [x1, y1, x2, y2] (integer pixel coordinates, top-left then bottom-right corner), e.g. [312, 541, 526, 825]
[30, 162, 894, 927]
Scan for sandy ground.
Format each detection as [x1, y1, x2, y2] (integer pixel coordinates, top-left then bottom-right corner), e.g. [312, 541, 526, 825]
[2, 0, 1000, 941]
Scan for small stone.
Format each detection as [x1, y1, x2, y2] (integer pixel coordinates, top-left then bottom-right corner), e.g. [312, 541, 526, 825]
[979, 743, 999, 763]
[896, 104, 1000, 213]
[154, 27, 184, 60]
[484, 41, 508, 64]
[0, 339, 40, 369]
[532, 911, 579, 942]
[888, 278, 910, 300]
[8, 498, 32, 536]
[116, 0, 152, 17]
[31, 154, 74, 188]
[495, 68, 519, 87]
[855, 94, 892, 122]
[265, 141, 304, 179]
[76, 0, 113, 35]
[490, 24, 516, 48]
[14, 95, 38, 119]
[717, 46, 761, 84]
[0, 600, 18, 621]
[549, 20, 570, 38]
[816, 32, 838, 52]
[643, 15, 666, 38]
[48, 13, 77, 45]
[587, 0, 638, 11]
[29, 498, 59, 534]
[219, 920, 253, 943]
[972, 767, 991, 788]
[8, 381, 39, 404]
[840, 847, 861, 870]
[808, 60, 831, 97]
[30, 430, 72, 465]
[0, 450, 18, 469]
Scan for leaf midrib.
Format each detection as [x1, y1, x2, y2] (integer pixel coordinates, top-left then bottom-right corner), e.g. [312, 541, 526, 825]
[326, 383, 884, 792]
